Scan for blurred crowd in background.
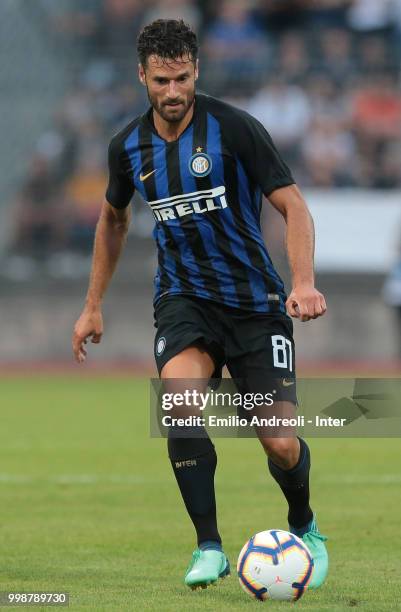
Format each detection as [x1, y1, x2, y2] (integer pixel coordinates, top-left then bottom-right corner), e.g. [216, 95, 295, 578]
[12, 0, 401, 262]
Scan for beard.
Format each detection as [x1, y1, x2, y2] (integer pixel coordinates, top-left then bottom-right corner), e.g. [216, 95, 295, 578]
[147, 88, 195, 123]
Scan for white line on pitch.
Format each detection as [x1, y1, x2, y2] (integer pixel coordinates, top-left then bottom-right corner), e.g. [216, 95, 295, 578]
[0, 473, 401, 485]
[0, 474, 153, 485]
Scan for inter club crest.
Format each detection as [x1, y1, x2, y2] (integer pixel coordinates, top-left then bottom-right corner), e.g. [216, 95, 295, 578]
[156, 336, 166, 356]
[189, 152, 212, 177]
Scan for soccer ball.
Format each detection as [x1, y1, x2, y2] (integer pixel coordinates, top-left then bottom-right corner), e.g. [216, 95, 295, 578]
[237, 529, 313, 602]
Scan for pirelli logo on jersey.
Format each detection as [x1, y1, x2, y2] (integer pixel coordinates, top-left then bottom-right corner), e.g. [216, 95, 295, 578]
[148, 186, 228, 222]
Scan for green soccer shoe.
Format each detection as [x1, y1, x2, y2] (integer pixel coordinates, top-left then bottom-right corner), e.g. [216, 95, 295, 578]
[184, 549, 231, 590]
[295, 517, 328, 590]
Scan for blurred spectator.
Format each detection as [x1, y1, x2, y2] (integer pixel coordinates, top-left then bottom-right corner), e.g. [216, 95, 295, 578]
[393, 0, 401, 40]
[95, 0, 144, 51]
[352, 75, 401, 141]
[93, 83, 144, 129]
[304, 0, 351, 29]
[374, 143, 401, 189]
[91, 0, 145, 81]
[47, 1, 100, 52]
[35, 118, 78, 185]
[276, 32, 310, 85]
[64, 154, 106, 252]
[202, 0, 270, 95]
[247, 78, 311, 163]
[73, 120, 105, 174]
[261, 0, 308, 33]
[306, 74, 349, 121]
[142, 0, 201, 32]
[352, 74, 401, 187]
[316, 28, 356, 86]
[12, 155, 62, 258]
[347, 0, 395, 35]
[301, 116, 356, 187]
[62, 88, 96, 131]
[357, 36, 394, 77]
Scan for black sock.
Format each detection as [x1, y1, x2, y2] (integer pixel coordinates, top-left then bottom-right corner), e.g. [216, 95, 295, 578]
[268, 437, 313, 529]
[168, 431, 221, 546]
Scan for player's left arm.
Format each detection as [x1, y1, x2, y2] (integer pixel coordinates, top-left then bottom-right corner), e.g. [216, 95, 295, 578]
[229, 109, 326, 320]
[268, 184, 327, 322]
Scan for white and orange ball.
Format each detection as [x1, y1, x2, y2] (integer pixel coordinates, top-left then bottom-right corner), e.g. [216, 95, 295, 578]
[237, 529, 313, 602]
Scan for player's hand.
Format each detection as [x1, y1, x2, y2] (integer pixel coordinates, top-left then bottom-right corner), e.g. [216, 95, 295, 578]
[72, 307, 103, 363]
[286, 285, 327, 322]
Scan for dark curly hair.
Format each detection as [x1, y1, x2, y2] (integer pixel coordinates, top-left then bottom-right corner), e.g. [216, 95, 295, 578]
[137, 19, 198, 67]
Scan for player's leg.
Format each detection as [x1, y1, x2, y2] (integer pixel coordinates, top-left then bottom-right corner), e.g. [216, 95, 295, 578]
[258, 429, 328, 589]
[256, 411, 313, 532]
[225, 312, 313, 531]
[154, 296, 230, 587]
[236, 394, 315, 540]
[259, 431, 313, 534]
[225, 309, 327, 589]
[162, 346, 221, 549]
[161, 346, 230, 588]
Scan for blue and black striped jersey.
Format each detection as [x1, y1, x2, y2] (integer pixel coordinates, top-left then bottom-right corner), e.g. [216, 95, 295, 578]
[106, 93, 295, 313]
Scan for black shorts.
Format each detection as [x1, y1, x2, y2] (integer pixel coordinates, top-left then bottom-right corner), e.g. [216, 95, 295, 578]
[154, 295, 296, 402]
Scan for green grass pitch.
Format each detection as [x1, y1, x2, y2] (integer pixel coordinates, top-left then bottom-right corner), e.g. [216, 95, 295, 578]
[1, 376, 401, 611]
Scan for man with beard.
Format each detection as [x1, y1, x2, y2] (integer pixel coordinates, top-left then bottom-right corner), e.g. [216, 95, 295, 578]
[72, 19, 328, 592]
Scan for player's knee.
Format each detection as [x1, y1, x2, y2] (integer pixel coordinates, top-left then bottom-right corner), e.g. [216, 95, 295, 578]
[261, 437, 299, 469]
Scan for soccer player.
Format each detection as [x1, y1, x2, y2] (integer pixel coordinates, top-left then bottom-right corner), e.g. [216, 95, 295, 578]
[72, 19, 328, 591]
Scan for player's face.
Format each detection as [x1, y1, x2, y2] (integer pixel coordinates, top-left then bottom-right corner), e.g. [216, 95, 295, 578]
[139, 54, 198, 123]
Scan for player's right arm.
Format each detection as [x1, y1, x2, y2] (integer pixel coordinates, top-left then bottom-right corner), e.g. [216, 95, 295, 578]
[72, 201, 131, 363]
[72, 133, 135, 363]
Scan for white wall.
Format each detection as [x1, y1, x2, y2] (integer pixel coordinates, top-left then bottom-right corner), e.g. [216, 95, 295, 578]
[305, 190, 401, 272]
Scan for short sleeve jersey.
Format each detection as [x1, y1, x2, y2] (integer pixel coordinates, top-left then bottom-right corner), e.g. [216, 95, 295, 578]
[106, 93, 295, 313]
